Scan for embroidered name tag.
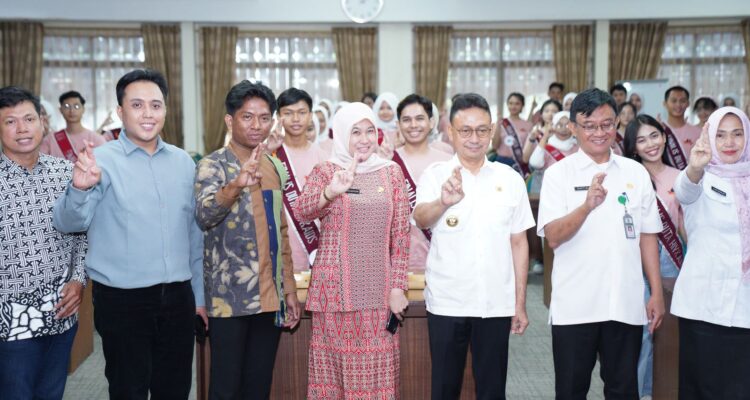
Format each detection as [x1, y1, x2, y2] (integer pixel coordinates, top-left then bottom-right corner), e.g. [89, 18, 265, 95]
[345, 188, 361, 194]
[710, 186, 726, 197]
[574, 186, 590, 191]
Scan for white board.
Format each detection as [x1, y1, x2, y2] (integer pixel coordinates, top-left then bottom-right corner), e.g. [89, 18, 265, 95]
[617, 79, 671, 119]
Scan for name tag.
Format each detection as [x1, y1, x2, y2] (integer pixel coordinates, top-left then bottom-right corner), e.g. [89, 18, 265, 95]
[346, 188, 361, 194]
[623, 213, 636, 239]
[710, 186, 726, 197]
[574, 186, 590, 191]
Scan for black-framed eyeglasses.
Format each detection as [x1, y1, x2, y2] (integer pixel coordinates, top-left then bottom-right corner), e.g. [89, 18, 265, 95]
[62, 103, 82, 110]
[454, 126, 492, 139]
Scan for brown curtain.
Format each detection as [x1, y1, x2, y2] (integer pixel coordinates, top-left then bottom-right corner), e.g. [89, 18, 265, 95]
[0, 21, 44, 94]
[414, 26, 452, 108]
[332, 27, 377, 101]
[608, 22, 667, 86]
[552, 25, 591, 93]
[742, 19, 750, 105]
[142, 24, 183, 147]
[200, 26, 238, 154]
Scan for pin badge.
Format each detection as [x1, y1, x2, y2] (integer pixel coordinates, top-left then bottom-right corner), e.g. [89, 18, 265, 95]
[446, 215, 459, 227]
[377, 186, 385, 193]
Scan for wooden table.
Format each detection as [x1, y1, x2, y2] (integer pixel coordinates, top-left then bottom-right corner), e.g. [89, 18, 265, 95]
[197, 288, 478, 399]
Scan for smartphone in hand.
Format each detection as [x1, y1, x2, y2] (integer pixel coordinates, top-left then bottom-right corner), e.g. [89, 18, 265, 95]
[385, 311, 400, 335]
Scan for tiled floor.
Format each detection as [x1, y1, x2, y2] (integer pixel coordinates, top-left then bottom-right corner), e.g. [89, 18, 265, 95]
[63, 274, 605, 399]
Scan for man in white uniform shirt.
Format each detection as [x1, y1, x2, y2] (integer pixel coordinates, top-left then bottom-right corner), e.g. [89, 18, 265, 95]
[537, 88, 665, 399]
[414, 93, 535, 399]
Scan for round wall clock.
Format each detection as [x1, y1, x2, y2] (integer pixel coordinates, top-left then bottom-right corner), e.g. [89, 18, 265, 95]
[341, 0, 384, 24]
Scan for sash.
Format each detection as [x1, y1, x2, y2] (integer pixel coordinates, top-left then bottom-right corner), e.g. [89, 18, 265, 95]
[275, 145, 320, 266]
[656, 196, 684, 269]
[391, 151, 431, 241]
[53, 130, 78, 163]
[544, 144, 566, 162]
[615, 132, 625, 154]
[502, 118, 530, 177]
[663, 125, 688, 170]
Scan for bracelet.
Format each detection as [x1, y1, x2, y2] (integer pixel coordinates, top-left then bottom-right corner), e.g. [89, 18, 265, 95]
[322, 187, 334, 202]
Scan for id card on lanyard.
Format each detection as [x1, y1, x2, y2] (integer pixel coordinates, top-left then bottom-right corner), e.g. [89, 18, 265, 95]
[618, 192, 636, 239]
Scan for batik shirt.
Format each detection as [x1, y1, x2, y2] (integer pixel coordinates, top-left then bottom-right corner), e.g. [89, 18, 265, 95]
[0, 154, 87, 341]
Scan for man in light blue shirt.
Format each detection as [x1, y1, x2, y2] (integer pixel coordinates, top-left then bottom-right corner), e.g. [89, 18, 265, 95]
[53, 69, 205, 399]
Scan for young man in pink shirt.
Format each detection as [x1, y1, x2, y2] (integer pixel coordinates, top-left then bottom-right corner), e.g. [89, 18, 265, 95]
[662, 86, 701, 169]
[39, 91, 105, 162]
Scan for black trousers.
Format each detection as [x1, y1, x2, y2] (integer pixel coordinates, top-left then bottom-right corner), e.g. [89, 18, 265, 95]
[427, 312, 511, 400]
[208, 312, 281, 400]
[92, 280, 195, 400]
[552, 320, 641, 400]
[679, 317, 750, 400]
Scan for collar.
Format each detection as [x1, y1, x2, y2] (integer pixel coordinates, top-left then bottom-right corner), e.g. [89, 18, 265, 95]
[0, 152, 47, 175]
[119, 130, 166, 156]
[572, 149, 623, 170]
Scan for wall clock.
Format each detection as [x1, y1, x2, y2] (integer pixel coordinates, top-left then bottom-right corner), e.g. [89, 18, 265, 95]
[341, 0, 384, 24]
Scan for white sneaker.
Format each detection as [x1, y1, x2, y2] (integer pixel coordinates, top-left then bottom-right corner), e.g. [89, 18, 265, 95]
[531, 262, 544, 275]
[641, 396, 653, 400]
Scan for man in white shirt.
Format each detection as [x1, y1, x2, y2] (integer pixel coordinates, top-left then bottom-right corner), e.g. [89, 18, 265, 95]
[537, 88, 665, 399]
[414, 93, 535, 399]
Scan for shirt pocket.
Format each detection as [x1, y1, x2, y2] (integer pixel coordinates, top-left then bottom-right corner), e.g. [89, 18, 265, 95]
[487, 191, 517, 234]
[703, 184, 733, 205]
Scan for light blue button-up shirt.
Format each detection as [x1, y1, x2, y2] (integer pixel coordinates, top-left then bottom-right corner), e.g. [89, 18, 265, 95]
[53, 133, 204, 307]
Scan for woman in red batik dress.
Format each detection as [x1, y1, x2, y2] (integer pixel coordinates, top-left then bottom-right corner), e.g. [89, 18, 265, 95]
[294, 102, 410, 399]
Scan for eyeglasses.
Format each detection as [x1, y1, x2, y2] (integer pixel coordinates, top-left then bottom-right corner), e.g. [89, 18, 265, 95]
[62, 103, 82, 110]
[454, 126, 492, 139]
[576, 120, 616, 134]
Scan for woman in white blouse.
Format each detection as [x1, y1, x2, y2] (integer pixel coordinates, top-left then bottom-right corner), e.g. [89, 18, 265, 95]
[671, 106, 750, 399]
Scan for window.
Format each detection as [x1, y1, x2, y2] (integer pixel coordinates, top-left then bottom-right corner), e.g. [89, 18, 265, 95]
[447, 31, 556, 121]
[41, 29, 144, 132]
[659, 25, 747, 111]
[235, 32, 340, 103]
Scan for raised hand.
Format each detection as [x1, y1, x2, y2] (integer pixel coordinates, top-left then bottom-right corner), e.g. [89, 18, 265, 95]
[266, 122, 284, 153]
[327, 157, 358, 198]
[229, 144, 264, 189]
[72, 141, 101, 190]
[440, 166, 464, 207]
[377, 131, 395, 160]
[689, 123, 711, 170]
[585, 172, 608, 212]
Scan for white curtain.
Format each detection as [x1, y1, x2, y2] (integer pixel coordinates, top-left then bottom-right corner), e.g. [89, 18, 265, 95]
[658, 25, 747, 113]
[41, 28, 144, 132]
[447, 30, 557, 122]
[235, 31, 340, 103]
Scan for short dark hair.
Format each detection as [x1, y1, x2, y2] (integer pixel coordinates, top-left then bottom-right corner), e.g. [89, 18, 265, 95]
[693, 97, 718, 112]
[0, 86, 41, 115]
[664, 85, 689, 102]
[449, 93, 491, 122]
[623, 114, 672, 167]
[225, 80, 276, 116]
[361, 91, 377, 103]
[539, 99, 562, 126]
[59, 90, 85, 106]
[115, 69, 169, 106]
[507, 92, 525, 106]
[549, 82, 564, 92]
[609, 84, 627, 95]
[569, 88, 617, 124]
[397, 93, 433, 120]
[276, 88, 312, 111]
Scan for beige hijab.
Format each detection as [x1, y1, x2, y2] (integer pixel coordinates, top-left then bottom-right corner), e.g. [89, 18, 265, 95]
[329, 102, 395, 174]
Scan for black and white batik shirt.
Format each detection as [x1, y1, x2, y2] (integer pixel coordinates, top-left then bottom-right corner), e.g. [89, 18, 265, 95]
[0, 153, 87, 341]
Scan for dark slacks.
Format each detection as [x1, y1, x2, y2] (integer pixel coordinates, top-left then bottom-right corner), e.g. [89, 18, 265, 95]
[679, 317, 750, 400]
[92, 280, 195, 400]
[552, 320, 642, 400]
[208, 312, 281, 400]
[0, 323, 78, 400]
[427, 312, 511, 400]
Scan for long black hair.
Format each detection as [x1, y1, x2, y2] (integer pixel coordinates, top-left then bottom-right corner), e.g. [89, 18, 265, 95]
[623, 114, 673, 167]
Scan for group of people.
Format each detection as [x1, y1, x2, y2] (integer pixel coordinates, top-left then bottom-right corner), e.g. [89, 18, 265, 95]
[0, 67, 748, 400]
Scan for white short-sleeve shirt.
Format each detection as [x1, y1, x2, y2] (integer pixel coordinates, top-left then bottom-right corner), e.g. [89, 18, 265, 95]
[416, 156, 535, 318]
[671, 170, 750, 329]
[537, 150, 662, 326]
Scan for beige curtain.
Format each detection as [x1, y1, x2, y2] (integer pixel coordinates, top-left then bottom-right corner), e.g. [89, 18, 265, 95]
[200, 26, 238, 154]
[552, 25, 591, 93]
[332, 27, 377, 101]
[0, 21, 44, 94]
[608, 22, 667, 86]
[414, 26, 452, 108]
[142, 24, 183, 147]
